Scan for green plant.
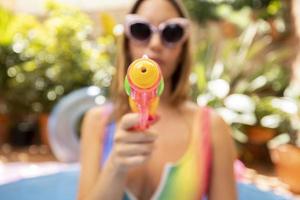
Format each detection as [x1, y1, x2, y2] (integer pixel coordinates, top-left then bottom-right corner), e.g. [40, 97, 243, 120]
[0, 6, 38, 115]
[183, 0, 291, 42]
[192, 21, 297, 144]
[183, 0, 286, 23]
[0, 7, 23, 92]
[2, 2, 115, 116]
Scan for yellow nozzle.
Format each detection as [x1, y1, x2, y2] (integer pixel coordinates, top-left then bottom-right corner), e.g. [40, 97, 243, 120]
[128, 58, 160, 89]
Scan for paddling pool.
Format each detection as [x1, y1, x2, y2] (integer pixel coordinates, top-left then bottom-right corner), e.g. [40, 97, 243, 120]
[0, 164, 292, 200]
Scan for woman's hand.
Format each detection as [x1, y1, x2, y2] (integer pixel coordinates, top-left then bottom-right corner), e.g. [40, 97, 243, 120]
[108, 113, 159, 173]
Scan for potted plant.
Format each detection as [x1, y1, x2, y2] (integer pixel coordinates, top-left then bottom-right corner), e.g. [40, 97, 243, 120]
[0, 6, 36, 145]
[2, 2, 116, 145]
[190, 6, 300, 191]
[268, 83, 300, 194]
[192, 20, 293, 165]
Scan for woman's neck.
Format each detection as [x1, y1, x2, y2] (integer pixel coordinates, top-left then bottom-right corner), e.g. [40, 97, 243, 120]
[159, 79, 185, 111]
[160, 79, 172, 105]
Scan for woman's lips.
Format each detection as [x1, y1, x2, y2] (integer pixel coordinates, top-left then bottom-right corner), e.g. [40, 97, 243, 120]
[149, 57, 164, 67]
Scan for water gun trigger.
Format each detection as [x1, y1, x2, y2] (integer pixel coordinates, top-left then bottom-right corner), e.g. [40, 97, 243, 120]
[128, 115, 160, 131]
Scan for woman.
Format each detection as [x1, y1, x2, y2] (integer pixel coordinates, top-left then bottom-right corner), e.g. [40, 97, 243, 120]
[78, 0, 237, 199]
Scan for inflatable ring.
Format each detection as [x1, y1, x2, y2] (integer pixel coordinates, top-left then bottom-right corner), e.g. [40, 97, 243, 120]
[48, 86, 107, 162]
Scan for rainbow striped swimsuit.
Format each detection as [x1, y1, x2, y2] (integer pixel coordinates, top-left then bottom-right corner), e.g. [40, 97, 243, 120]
[101, 107, 212, 200]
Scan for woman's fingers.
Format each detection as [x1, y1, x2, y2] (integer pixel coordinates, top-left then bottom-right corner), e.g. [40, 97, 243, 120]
[120, 113, 141, 130]
[110, 139, 155, 169]
[115, 131, 157, 143]
[120, 113, 161, 130]
[120, 155, 151, 167]
[115, 143, 155, 156]
[109, 113, 160, 170]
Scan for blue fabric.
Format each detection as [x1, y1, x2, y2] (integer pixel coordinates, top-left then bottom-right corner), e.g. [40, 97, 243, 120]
[101, 122, 116, 165]
[123, 193, 132, 200]
[0, 168, 292, 200]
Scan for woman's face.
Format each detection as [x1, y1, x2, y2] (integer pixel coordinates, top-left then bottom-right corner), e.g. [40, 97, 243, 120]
[128, 0, 185, 81]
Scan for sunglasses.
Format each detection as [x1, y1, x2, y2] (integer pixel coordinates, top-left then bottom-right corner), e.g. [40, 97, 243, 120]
[125, 14, 190, 47]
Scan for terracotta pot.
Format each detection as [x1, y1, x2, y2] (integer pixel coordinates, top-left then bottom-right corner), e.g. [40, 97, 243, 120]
[246, 126, 277, 145]
[39, 113, 49, 146]
[270, 144, 300, 194]
[220, 20, 237, 38]
[0, 114, 10, 145]
[240, 142, 273, 166]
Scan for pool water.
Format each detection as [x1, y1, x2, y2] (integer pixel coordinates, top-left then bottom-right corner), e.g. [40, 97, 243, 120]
[0, 169, 292, 200]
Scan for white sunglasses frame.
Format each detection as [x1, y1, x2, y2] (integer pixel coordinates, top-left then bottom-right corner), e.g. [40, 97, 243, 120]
[124, 14, 190, 48]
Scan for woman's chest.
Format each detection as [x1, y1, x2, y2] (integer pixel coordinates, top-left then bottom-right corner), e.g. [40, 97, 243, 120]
[123, 106, 204, 199]
[125, 148, 204, 200]
[125, 125, 203, 199]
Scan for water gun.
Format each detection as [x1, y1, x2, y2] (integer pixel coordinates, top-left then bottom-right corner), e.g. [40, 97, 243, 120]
[124, 55, 164, 130]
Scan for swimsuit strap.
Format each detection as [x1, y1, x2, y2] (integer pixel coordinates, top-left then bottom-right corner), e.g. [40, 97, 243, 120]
[201, 106, 212, 197]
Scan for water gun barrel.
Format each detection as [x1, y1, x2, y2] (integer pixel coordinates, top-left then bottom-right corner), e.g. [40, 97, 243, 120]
[124, 56, 164, 130]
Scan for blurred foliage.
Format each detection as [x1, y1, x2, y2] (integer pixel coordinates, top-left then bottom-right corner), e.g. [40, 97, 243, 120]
[0, 2, 115, 116]
[0, 7, 36, 95]
[183, 0, 290, 41]
[183, 0, 286, 23]
[0, 1, 298, 149]
[192, 21, 299, 145]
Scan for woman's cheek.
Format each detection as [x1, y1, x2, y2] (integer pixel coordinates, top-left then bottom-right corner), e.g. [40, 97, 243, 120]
[164, 47, 182, 77]
[128, 41, 146, 60]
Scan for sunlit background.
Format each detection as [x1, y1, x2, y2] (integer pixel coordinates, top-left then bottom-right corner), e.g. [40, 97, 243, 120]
[0, 0, 300, 199]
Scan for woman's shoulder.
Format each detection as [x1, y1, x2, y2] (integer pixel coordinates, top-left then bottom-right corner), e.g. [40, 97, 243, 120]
[82, 103, 114, 130]
[180, 100, 199, 113]
[81, 103, 114, 141]
[181, 101, 229, 130]
[180, 101, 214, 116]
[197, 105, 234, 152]
[179, 101, 235, 154]
[84, 103, 114, 123]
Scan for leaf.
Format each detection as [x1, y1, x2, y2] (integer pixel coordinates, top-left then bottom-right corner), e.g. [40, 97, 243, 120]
[194, 63, 207, 92]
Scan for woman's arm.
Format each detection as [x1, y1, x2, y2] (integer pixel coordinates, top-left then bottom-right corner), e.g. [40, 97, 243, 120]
[77, 108, 158, 200]
[77, 107, 127, 200]
[208, 111, 237, 200]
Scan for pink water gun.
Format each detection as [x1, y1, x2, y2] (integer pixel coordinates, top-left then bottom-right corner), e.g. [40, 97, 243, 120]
[124, 56, 164, 130]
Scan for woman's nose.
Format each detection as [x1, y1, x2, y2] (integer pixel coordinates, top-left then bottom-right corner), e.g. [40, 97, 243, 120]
[148, 32, 163, 51]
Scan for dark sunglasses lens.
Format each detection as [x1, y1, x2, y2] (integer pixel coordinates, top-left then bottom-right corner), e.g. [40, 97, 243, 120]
[162, 24, 184, 43]
[130, 23, 151, 41]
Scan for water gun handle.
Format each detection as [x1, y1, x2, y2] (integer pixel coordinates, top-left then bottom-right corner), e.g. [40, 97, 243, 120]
[125, 56, 164, 131]
[139, 93, 148, 130]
